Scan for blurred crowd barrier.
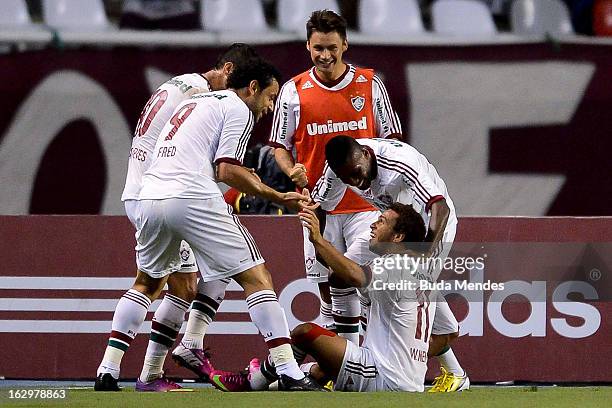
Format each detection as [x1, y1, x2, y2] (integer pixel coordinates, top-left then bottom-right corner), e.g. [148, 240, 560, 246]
[0, 39, 611, 216]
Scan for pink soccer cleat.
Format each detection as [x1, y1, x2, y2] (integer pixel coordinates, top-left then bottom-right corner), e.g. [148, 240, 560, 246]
[171, 342, 215, 382]
[135, 376, 182, 392]
[210, 369, 251, 392]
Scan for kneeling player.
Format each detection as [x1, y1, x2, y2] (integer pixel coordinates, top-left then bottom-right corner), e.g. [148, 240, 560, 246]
[211, 203, 435, 392]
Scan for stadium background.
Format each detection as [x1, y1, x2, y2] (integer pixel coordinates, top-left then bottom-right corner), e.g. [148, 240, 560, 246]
[0, 0, 610, 386]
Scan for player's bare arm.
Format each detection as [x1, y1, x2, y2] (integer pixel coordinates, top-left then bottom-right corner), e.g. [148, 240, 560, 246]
[424, 199, 450, 256]
[300, 208, 368, 287]
[216, 161, 311, 211]
[274, 148, 308, 188]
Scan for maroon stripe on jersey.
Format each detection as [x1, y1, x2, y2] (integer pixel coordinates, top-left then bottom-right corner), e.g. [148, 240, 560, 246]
[111, 330, 134, 343]
[235, 112, 254, 162]
[415, 303, 423, 340]
[426, 195, 445, 212]
[373, 75, 402, 134]
[385, 133, 403, 141]
[311, 65, 352, 88]
[377, 159, 430, 204]
[379, 156, 433, 202]
[311, 163, 330, 201]
[424, 298, 431, 342]
[265, 337, 291, 349]
[270, 81, 291, 144]
[267, 141, 290, 150]
[215, 157, 242, 166]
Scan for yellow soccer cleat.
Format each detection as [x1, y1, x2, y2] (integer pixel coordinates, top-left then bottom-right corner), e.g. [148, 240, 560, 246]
[428, 367, 470, 393]
[324, 380, 334, 391]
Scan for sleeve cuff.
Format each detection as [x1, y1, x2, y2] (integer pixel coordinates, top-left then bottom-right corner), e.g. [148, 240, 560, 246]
[426, 195, 445, 212]
[268, 141, 291, 150]
[215, 157, 242, 166]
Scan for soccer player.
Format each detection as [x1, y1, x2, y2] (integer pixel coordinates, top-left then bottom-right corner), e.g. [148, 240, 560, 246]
[268, 10, 402, 344]
[94, 44, 256, 392]
[132, 58, 325, 392]
[211, 203, 435, 392]
[311, 136, 470, 392]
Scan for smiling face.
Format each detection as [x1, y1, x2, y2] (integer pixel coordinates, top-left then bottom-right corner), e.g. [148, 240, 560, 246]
[244, 79, 279, 122]
[369, 210, 402, 246]
[307, 31, 348, 81]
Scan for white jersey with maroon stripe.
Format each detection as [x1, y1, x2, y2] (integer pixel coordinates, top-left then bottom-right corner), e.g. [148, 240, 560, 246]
[347, 256, 435, 392]
[139, 90, 254, 200]
[122, 73, 211, 201]
[312, 138, 457, 230]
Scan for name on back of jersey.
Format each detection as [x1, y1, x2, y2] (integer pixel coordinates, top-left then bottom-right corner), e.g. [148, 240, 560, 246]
[306, 116, 368, 136]
[157, 146, 176, 158]
[129, 147, 147, 162]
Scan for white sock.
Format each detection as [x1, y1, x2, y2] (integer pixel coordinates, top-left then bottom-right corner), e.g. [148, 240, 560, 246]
[97, 289, 151, 379]
[436, 347, 465, 376]
[246, 290, 304, 380]
[181, 278, 229, 349]
[318, 300, 335, 330]
[330, 287, 361, 345]
[139, 294, 189, 383]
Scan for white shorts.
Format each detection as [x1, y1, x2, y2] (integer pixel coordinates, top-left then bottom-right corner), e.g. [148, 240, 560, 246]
[431, 292, 459, 335]
[335, 341, 385, 392]
[303, 211, 381, 283]
[135, 197, 264, 280]
[125, 200, 197, 275]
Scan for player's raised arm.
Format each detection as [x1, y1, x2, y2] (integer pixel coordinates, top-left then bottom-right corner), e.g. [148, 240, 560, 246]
[268, 81, 308, 187]
[300, 208, 369, 288]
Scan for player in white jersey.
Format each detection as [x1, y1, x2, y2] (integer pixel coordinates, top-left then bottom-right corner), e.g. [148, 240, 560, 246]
[212, 203, 435, 392]
[135, 58, 325, 392]
[312, 136, 470, 392]
[95, 44, 260, 392]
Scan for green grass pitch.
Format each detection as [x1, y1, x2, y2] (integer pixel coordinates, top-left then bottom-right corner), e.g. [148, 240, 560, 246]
[2, 387, 610, 408]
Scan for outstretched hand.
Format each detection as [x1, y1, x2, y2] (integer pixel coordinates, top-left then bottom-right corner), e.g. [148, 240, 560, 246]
[281, 188, 320, 212]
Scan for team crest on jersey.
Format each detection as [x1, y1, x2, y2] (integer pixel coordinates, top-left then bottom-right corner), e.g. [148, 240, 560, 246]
[302, 80, 314, 90]
[356, 74, 368, 83]
[376, 194, 394, 208]
[351, 96, 365, 112]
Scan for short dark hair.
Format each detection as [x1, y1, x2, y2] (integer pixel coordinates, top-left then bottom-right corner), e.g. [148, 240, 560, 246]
[388, 203, 426, 243]
[226, 58, 282, 91]
[214, 43, 259, 70]
[306, 9, 347, 40]
[325, 135, 360, 171]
